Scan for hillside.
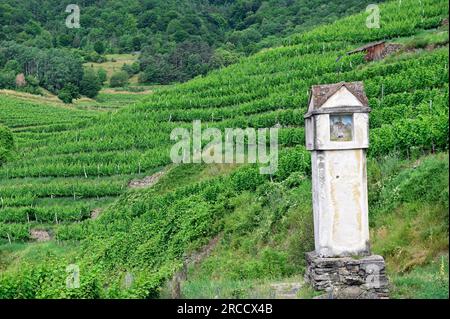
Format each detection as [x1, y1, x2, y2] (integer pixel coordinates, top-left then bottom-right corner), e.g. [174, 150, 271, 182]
[0, 0, 381, 85]
[0, 0, 448, 299]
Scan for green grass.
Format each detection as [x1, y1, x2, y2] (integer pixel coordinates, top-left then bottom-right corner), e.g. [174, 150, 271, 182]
[0, 241, 80, 272]
[397, 28, 449, 49]
[390, 254, 449, 299]
[171, 279, 270, 299]
[371, 153, 449, 273]
[84, 53, 139, 84]
[172, 276, 308, 299]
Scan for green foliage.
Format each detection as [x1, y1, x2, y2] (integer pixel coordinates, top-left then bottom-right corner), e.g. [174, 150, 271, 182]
[231, 166, 266, 191]
[93, 41, 106, 55]
[0, 71, 15, 89]
[121, 62, 140, 76]
[0, 125, 14, 166]
[370, 153, 449, 274]
[80, 68, 101, 98]
[109, 71, 129, 88]
[0, 41, 84, 94]
[4, 59, 20, 73]
[97, 68, 107, 85]
[390, 255, 449, 299]
[276, 146, 310, 181]
[57, 84, 79, 103]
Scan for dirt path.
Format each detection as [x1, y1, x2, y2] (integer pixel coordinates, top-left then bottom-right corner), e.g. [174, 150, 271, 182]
[170, 234, 222, 298]
[128, 170, 165, 189]
[90, 208, 104, 220]
[30, 229, 52, 242]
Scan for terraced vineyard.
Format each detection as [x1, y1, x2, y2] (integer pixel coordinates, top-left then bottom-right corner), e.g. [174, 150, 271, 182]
[0, 0, 448, 298]
[0, 94, 158, 242]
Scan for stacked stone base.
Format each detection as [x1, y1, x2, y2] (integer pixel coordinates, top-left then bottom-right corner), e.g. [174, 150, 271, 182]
[305, 251, 389, 299]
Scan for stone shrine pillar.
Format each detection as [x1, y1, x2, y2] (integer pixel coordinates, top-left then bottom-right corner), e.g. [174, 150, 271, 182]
[304, 82, 389, 299]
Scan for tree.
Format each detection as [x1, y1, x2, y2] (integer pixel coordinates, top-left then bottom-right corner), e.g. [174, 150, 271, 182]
[97, 68, 107, 85]
[122, 62, 140, 76]
[39, 49, 83, 94]
[0, 71, 15, 89]
[210, 48, 240, 69]
[80, 68, 101, 98]
[4, 60, 20, 73]
[109, 71, 129, 87]
[58, 83, 79, 103]
[94, 41, 106, 54]
[139, 54, 174, 84]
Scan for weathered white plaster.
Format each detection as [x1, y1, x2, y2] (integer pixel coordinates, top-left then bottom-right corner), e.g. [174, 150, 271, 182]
[305, 82, 371, 257]
[321, 86, 363, 109]
[311, 150, 370, 257]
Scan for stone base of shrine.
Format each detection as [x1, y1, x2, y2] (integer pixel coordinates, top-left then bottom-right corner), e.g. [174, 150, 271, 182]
[305, 251, 389, 299]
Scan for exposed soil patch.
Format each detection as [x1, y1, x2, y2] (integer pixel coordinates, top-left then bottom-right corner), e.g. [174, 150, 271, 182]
[186, 235, 221, 266]
[30, 229, 52, 242]
[170, 234, 222, 298]
[128, 171, 165, 189]
[380, 43, 403, 58]
[90, 208, 104, 220]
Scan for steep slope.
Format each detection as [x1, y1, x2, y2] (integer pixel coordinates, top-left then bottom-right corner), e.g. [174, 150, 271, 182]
[0, 0, 448, 298]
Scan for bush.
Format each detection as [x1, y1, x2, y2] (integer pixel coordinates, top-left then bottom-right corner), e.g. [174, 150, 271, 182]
[109, 71, 129, 88]
[122, 62, 140, 76]
[276, 146, 311, 181]
[4, 59, 20, 73]
[97, 68, 107, 85]
[0, 71, 16, 89]
[231, 166, 266, 192]
[94, 41, 106, 54]
[80, 68, 101, 98]
[57, 83, 79, 103]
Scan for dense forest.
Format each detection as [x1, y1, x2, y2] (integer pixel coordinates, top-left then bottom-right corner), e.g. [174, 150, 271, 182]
[0, 0, 382, 94]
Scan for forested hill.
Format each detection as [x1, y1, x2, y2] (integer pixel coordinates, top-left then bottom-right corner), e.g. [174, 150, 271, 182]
[0, 0, 381, 84]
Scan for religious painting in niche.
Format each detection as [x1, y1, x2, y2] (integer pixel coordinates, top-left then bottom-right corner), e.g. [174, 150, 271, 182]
[330, 114, 353, 141]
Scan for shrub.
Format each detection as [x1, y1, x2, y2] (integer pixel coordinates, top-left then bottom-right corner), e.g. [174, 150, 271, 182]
[109, 71, 129, 88]
[276, 146, 311, 181]
[97, 68, 107, 85]
[57, 83, 80, 103]
[0, 71, 15, 89]
[80, 68, 101, 98]
[231, 166, 266, 192]
[122, 62, 140, 76]
[94, 41, 106, 54]
[4, 59, 20, 73]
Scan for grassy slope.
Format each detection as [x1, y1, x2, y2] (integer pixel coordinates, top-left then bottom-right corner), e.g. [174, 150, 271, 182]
[84, 54, 140, 84]
[0, 0, 448, 298]
[0, 88, 150, 111]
